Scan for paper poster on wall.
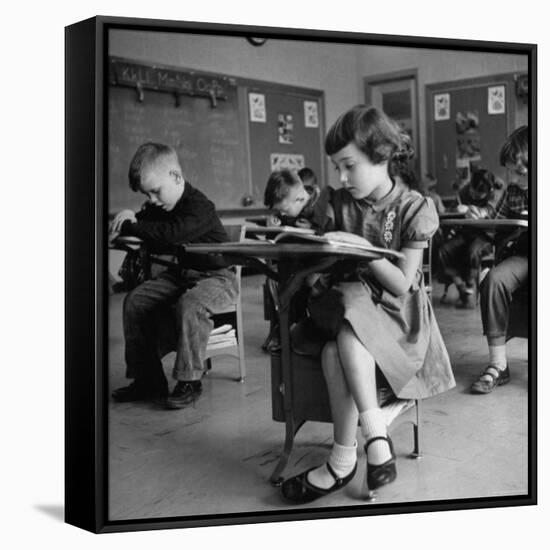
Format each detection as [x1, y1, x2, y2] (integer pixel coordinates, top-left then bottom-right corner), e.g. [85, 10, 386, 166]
[455, 110, 479, 136]
[249, 93, 266, 122]
[278, 113, 294, 144]
[455, 110, 481, 185]
[488, 85, 505, 114]
[270, 153, 305, 172]
[434, 93, 450, 121]
[304, 100, 319, 128]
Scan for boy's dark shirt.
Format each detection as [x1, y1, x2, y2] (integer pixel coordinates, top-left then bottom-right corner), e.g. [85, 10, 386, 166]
[120, 181, 231, 271]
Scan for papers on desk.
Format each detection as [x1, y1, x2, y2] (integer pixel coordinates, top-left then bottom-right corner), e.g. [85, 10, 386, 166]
[270, 231, 405, 260]
[245, 225, 316, 237]
[185, 230, 404, 262]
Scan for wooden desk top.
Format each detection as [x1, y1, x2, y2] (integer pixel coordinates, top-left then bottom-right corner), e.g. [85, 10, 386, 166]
[439, 211, 465, 220]
[244, 215, 269, 226]
[109, 235, 143, 250]
[439, 218, 528, 229]
[184, 241, 401, 261]
[244, 225, 316, 238]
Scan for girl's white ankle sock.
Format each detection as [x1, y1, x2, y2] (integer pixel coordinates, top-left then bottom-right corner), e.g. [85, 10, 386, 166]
[306, 441, 357, 490]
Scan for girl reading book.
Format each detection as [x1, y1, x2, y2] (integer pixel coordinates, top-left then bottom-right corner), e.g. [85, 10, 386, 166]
[281, 105, 455, 503]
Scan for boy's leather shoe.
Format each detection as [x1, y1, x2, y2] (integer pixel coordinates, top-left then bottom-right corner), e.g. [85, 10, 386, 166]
[112, 381, 168, 403]
[166, 381, 203, 409]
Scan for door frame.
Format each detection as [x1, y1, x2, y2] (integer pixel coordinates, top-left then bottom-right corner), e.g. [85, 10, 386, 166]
[364, 69, 420, 177]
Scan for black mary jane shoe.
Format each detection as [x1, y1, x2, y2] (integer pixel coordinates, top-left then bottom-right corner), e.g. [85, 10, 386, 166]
[364, 435, 397, 491]
[281, 462, 357, 504]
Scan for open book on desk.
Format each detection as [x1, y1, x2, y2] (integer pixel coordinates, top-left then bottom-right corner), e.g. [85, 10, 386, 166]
[270, 231, 404, 260]
[184, 225, 404, 263]
[244, 225, 316, 238]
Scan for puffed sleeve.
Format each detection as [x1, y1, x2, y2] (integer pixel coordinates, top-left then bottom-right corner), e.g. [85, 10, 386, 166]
[400, 194, 439, 249]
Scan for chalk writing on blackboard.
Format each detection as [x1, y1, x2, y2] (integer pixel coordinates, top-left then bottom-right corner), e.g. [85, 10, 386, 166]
[109, 57, 237, 105]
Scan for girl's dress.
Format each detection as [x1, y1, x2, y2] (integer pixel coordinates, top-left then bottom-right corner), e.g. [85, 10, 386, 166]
[294, 179, 455, 399]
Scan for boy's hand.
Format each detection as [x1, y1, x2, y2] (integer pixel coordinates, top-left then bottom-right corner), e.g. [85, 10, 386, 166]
[464, 205, 482, 219]
[266, 214, 282, 227]
[295, 218, 312, 229]
[109, 209, 136, 239]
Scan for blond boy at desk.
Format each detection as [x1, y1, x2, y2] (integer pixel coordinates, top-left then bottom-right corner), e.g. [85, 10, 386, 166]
[109, 142, 237, 408]
[261, 169, 334, 351]
[263, 168, 333, 231]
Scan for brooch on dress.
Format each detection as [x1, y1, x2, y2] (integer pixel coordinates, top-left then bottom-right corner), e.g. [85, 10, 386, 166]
[383, 210, 396, 244]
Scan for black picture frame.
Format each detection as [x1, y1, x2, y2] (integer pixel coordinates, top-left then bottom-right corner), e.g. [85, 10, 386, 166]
[65, 15, 537, 533]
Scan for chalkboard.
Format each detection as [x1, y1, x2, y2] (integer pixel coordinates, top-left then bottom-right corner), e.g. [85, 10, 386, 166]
[108, 58, 249, 212]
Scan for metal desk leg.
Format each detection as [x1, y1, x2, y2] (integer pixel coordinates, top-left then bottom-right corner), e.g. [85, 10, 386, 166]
[269, 279, 297, 486]
[409, 399, 423, 459]
[270, 418, 305, 486]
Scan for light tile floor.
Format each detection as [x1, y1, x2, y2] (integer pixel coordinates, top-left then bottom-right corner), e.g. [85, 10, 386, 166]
[108, 275, 529, 521]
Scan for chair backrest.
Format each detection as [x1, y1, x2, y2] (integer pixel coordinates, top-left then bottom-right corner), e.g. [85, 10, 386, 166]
[224, 224, 246, 243]
[422, 239, 433, 296]
[222, 224, 245, 292]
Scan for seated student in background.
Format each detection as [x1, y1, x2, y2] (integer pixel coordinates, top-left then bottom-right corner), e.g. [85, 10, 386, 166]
[298, 166, 320, 195]
[261, 168, 334, 352]
[438, 168, 501, 308]
[281, 105, 455, 504]
[471, 126, 529, 394]
[108, 142, 238, 409]
[419, 173, 446, 216]
[263, 167, 333, 231]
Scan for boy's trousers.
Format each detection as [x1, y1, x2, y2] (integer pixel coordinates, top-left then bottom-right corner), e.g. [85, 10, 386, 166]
[122, 268, 238, 387]
[480, 254, 528, 339]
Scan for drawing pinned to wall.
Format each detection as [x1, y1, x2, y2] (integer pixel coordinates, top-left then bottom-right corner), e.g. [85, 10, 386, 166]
[304, 100, 319, 128]
[278, 113, 294, 144]
[455, 110, 479, 135]
[434, 93, 450, 121]
[488, 85, 505, 114]
[249, 92, 266, 122]
[455, 110, 481, 185]
[270, 153, 305, 172]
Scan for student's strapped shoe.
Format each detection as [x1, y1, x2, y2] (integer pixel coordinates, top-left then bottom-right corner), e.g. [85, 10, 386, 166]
[470, 365, 510, 394]
[165, 381, 203, 409]
[363, 435, 397, 498]
[281, 462, 357, 504]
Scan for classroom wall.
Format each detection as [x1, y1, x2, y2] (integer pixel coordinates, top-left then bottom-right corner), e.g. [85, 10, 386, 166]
[357, 45, 529, 176]
[109, 29, 359, 152]
[110, 30, 528, 191]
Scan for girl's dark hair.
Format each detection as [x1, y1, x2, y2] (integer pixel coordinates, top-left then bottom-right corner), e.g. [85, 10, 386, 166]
[263, 169, 302, 208]
[499, 125, 528, 168]
[325, 105, 415, 179]
[128, 142, 178, 191]
[470, 168, 497, 198]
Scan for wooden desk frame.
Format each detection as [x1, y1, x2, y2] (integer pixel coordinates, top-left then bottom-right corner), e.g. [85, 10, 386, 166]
[184, 242, 414, 484]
